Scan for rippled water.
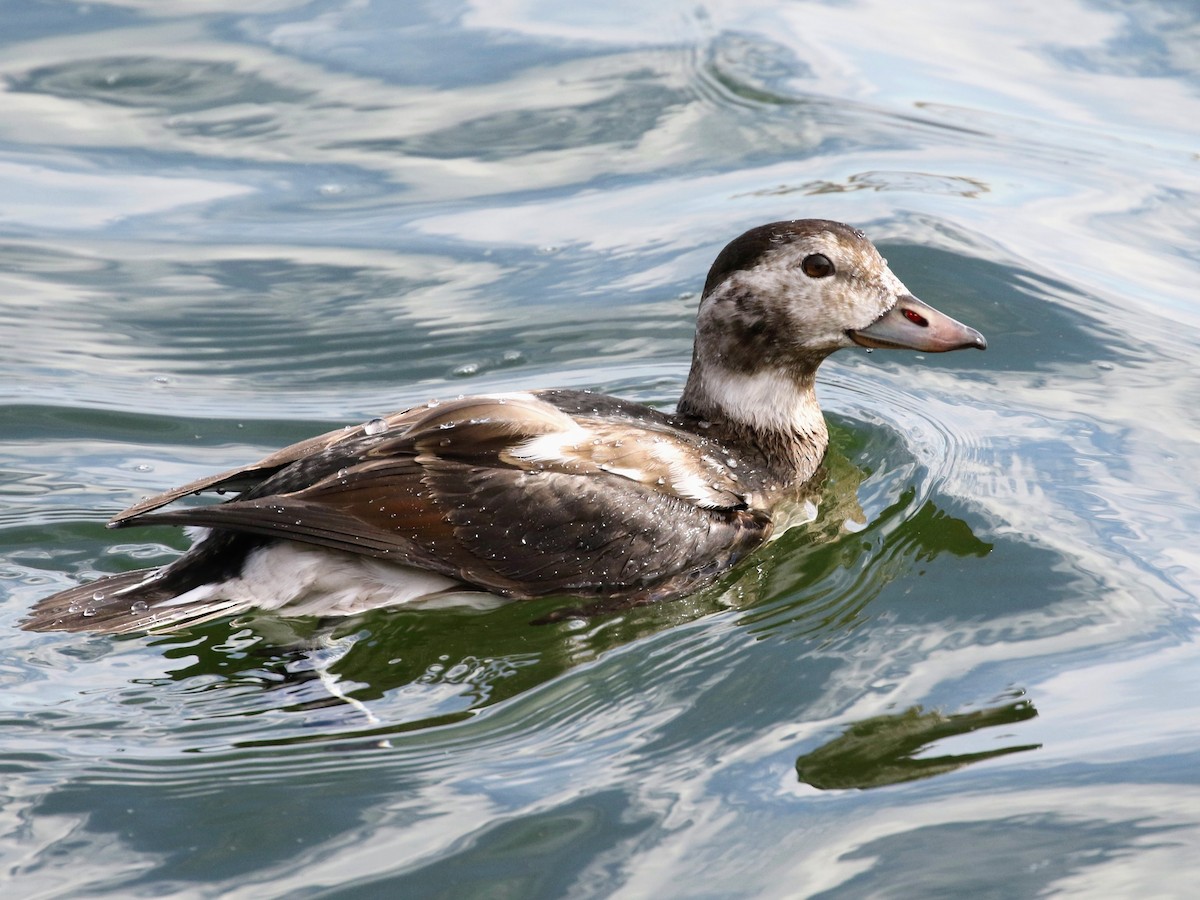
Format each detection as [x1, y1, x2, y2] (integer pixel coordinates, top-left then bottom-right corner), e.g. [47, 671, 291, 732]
[2, 1, 1199, 896]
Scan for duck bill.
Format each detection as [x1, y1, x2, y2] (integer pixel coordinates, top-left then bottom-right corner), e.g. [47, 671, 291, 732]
[849, 295, 987, 352]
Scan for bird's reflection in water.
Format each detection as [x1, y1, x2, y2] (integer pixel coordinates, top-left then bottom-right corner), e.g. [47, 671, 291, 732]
[795, 699, 1040, 790]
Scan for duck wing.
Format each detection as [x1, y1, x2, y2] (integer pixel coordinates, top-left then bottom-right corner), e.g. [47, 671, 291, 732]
[113, 393, 770, 598]
[107, 406, 438, 526]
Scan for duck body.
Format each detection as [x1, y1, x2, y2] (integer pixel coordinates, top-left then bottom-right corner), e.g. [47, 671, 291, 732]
[22, 220, 985, 634]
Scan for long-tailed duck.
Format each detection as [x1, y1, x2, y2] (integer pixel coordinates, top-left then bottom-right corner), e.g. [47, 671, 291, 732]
[22, 219, 985, 634]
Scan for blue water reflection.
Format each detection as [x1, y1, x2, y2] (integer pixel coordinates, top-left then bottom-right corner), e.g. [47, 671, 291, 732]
[2, 0, 1200, 896]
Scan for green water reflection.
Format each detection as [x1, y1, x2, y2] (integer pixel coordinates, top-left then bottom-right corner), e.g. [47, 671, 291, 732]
[796, 700, 1040, 790]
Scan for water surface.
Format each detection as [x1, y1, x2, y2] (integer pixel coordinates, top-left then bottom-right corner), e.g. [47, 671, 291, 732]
[2, 1, 1199, 897]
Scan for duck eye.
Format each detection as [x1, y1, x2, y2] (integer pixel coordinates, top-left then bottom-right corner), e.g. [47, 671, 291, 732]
[801, 253, 835, 278]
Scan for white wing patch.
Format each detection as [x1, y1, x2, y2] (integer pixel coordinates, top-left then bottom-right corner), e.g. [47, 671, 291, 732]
[507, 428, 594, 468]
[506, 422, 745, 509]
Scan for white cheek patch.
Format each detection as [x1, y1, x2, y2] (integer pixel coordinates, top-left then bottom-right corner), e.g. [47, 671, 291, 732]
[717, 237, 907, 340]
[726, 260, 797, 301]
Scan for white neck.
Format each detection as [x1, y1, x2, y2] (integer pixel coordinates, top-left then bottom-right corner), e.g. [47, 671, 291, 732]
[682, 367, 827, 441]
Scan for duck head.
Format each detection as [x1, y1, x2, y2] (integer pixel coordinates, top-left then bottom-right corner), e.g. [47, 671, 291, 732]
[678, 219, 985, 440]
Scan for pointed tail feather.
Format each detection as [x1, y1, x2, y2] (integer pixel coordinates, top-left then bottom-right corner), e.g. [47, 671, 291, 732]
[21, 568, 248, 635]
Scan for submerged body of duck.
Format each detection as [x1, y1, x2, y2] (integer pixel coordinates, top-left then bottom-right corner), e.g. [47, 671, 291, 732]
[22, 219, 985, 634]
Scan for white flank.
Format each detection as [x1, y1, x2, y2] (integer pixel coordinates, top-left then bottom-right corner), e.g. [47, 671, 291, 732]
[162, 543, 497, 617]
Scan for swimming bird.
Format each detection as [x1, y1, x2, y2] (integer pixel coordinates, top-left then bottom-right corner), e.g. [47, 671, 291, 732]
[22, 219, 985, 634]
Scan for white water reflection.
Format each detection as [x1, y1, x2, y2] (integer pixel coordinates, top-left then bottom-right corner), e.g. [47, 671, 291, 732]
[0, 157, 251, 230]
